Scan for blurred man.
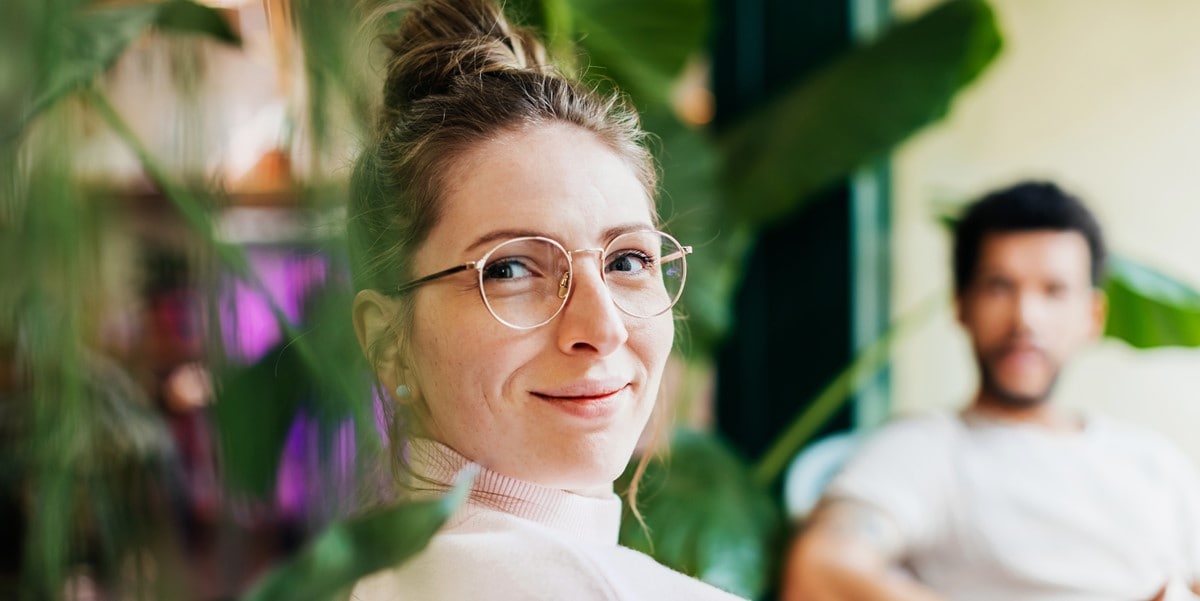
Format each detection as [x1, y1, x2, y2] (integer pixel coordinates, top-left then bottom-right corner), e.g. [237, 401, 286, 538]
[784, 181, 1200, 601]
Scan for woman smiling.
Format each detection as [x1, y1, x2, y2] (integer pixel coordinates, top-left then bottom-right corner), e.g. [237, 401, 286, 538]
[347, 0, 742, 598]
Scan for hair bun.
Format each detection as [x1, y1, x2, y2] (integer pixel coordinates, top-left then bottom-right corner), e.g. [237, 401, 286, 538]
[381, 0, 549, 113]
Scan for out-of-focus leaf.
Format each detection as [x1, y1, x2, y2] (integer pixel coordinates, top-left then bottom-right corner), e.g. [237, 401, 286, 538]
[214, 281, 369, 497]
[8, 1, 238, 142]
[644, 109, 754, 358]
[212, 344, 305, 497]
[618, 430, 783, 600]
[294, 0, 375, 151]
[1105, 255, 1200, 349]
[12, 4, 159, 141]
[722, 0, 1002, 226]
[569, 0, 708, 106]
[156, 0, 242, 46]
[502, 0, 547, 30]
[242, 466, 477, 601]
[501, 0, 574, 66]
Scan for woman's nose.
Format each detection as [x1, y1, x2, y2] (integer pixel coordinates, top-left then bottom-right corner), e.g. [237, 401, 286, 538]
[554, 259, 628, 356]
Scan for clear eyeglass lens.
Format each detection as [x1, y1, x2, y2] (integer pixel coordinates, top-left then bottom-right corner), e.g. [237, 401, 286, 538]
[478, 238, 570, 329]
[603, 231, 686, 318]
[477, 231, 687, 328]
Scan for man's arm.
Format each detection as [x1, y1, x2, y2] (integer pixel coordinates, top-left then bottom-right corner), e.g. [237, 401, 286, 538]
[781, 499, 946, 601]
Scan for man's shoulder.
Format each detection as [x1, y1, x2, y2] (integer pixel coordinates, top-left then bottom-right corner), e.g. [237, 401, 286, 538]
[831, 410, 962, 481]
[1087, 414, 1195, 472]
[865, 410, 963, 449]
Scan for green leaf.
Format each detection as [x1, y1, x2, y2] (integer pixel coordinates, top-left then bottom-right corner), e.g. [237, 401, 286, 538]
[13, 3, 159, 141]
[644, 109, 753, 358]
[1105, 254, 1200, 349]
[9, 1, 239, 142]
[156, 0, 242, 46]
[242, 467, 476, 601]
[211, 346, 304, 497]
[213, 282, 370, 497]
[619, 430, 783, 600]
[722, 0, 1002, 226]
[569, 0, 709, 106]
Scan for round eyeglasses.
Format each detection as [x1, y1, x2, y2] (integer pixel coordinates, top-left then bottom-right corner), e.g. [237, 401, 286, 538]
[391, 229, 692, 329]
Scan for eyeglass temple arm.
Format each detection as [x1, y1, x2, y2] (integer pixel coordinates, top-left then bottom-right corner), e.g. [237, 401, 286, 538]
[393, 262, 476, 295]
[662, 245, 693, 262]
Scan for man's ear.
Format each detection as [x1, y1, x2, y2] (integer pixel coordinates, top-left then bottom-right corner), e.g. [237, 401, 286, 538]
[1089, 288, 1108, 340]
[353, 289, 405, 393]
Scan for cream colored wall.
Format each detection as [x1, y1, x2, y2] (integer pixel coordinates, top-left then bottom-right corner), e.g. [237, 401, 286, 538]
[889, 0, 1200, 464]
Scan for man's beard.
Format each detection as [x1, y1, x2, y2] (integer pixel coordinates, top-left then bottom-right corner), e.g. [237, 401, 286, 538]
[976, 352, 1060, 408]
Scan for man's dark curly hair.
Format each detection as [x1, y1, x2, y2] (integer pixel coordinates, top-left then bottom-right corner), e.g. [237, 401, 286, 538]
[953, 181, 1107, 294]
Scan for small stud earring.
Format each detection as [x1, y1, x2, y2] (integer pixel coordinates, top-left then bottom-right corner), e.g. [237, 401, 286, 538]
[394, 384, 411, 400]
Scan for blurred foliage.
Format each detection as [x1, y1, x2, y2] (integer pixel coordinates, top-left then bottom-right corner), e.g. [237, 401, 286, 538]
[8, 0, 241, 143]
[11, 0, 1200, 600]
[618, 431, 782, 599]
[722, 0, 1001, 227]
[554, 0, 1001, 356]
[242, 467, 474, 601]
[1106, 255, 1200, 348]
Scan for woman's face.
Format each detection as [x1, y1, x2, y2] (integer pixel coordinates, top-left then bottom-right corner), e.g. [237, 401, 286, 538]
[400, 122, 673, 493]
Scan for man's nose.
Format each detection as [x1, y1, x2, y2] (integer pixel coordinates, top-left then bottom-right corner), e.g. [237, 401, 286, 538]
[1014, 289, 1046, 331]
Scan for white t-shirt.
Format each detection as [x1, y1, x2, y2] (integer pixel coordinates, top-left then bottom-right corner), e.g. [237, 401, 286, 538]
[826, 411, 1200, 601]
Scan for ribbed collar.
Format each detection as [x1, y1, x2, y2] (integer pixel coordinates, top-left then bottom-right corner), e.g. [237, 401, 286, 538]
[405, 439, 622, 546]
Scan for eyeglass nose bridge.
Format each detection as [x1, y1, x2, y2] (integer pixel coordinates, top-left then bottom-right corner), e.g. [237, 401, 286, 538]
[557, 247, 605, 300]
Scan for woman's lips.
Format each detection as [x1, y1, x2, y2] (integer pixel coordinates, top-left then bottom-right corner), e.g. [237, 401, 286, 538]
[532, 379, 629, 400]
[531, 382, 630, 419]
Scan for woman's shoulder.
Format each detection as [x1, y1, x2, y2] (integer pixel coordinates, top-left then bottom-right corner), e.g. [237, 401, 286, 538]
[351, 512, 618, 601]
[350, 510, 746, 600]
[603, 544, 749, 600]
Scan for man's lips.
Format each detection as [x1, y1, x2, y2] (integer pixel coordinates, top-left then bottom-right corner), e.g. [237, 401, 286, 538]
[993, 345, 1048, 367]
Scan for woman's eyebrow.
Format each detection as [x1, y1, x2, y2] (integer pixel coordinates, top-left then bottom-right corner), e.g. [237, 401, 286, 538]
[465, 222, 655, 253]
[465, 229, 544, 253]
[599, 222, 655, 242]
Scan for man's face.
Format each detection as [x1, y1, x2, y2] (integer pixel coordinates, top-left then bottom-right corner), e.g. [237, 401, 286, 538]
[957, 231, 1106, 407]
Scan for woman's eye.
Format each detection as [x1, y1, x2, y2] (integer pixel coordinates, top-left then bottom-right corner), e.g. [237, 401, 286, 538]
[483, 259, 533, 280]
[607, 250, 653, 274]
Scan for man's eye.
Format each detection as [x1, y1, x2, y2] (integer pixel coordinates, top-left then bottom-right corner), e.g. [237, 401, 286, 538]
[983, 280, 1012, 294]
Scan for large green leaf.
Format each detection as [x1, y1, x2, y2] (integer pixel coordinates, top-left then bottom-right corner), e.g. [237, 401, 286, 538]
[722, 0, 1002, 226]
[568, 0, 709, 107]
[7, 0, 239, 142]
[212, 345, 305, 497]
[213, 281, 369, 497]
[155, 0, 242, 45]
[241, 467, 476, 601]
[643, 109, 753, 358]
[619, 430, 783, 600]
[1105, 254, 1200, 349]
[14, 3, 159, 142]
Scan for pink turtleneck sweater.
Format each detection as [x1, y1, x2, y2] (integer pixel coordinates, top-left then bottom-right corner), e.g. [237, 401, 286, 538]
[351, 440, 746, 600]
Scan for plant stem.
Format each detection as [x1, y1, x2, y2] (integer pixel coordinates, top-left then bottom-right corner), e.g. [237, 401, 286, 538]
[751, 292, 947, 488]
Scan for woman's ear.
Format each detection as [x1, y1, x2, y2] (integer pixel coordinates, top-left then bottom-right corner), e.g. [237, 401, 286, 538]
[353, 289, 405, 394]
